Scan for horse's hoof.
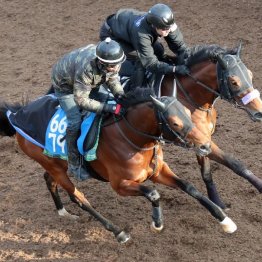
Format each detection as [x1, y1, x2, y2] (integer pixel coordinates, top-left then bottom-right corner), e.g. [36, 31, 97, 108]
[219, 217, 237, 233]
[58, 208, 79, 220]
[150, 221, 164, 233]
[116, 231, 131, 244]
[223, 203, 231, 212]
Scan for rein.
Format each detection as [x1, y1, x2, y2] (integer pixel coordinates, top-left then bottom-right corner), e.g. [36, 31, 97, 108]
[112, 104, 192, 151]
[175, 75, 211, 112]
[175, 62, 250, 111]
[113, 114, 158, 151]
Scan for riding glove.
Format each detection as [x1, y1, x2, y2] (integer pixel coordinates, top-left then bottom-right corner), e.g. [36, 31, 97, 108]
[174, 65, 190, 75]
[103, 103, 124, 115]
[114, 92, 127, 104]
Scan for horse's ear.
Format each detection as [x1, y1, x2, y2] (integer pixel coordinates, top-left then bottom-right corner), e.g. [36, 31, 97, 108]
[236, 40, 242, 58]
[216, 54, 228, 70]
[150, 96, 166, 112]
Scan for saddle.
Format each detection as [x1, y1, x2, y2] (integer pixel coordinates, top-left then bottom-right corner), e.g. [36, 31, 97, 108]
[7, 86, 115, 161]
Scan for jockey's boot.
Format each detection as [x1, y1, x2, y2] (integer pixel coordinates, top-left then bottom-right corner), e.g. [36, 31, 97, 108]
[66, 130, 90, 181]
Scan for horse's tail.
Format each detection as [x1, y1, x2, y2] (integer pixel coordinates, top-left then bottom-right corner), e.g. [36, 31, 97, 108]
[0, 100, 21, 137]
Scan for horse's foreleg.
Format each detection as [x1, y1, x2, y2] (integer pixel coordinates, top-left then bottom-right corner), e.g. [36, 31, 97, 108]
[112, 180, 164, 232]
[152, 163, 237, 233]
[209, 142, 262, 192]
[197, 156, 227, 209]
[140, 185, 163, 232]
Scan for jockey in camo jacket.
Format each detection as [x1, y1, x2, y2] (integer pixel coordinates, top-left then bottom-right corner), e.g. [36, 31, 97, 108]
[99, 3, 190, 88]
[51, 38, 126, 181]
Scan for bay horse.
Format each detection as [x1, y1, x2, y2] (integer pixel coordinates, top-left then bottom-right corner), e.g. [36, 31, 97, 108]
[0, 88, 237, 243]
[161, 43, 262, 209]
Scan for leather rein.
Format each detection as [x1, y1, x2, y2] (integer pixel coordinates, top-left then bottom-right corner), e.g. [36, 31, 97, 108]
[175, 61, 252, 112]
[111, 101, 191, 151]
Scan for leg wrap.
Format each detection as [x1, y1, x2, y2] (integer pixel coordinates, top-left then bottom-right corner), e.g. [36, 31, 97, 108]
[144, 189, 160, 202]
[182, 182, 203, 199]
[152, 206, 163, 227]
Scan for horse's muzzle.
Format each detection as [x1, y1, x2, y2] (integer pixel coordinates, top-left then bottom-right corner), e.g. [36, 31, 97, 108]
[251, 112, 262, 122]
[194, 143, 212, 156]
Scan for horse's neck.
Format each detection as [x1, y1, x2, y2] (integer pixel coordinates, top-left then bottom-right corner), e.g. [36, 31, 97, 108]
[123, 103, 159, 142]
[178, 62, 218, 110]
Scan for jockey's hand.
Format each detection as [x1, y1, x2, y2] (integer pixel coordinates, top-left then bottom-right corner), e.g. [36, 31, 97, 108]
[174, 65, 190, 75]
[103, 103, 125, 115]
[114, 92, 126, 101]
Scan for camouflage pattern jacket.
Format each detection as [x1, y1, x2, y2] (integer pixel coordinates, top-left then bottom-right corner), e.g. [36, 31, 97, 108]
[51, 44, 123, 113]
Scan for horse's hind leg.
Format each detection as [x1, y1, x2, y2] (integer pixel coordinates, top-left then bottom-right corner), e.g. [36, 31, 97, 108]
[43, 172, 78, 219]
[209, 142, 262, 192]
[70, 187, 130, 243]
[53, 173, 130, 243]
[18, 135, 130, 243]
[197, 156, 227, 209]
[152, 162, 237, 233]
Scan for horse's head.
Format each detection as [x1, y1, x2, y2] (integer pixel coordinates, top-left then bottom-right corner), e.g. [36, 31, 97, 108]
[216, 43, 262, 122]
[151, 96, 211, 156]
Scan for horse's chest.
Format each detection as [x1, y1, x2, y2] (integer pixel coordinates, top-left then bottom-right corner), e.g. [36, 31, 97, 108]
[192, 111, 215, 135]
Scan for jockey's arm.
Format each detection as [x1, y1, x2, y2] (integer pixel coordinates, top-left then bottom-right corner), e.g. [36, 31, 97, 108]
[106, 72, 124, 97]
[73, 79, 104, 114]
[136, 35, 174, 74]
[165, 27, 188, 56]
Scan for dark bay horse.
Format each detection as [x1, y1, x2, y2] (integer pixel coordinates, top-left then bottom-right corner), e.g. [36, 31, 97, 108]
[161, 43, 262, 209]
[0, 88, 237, 243]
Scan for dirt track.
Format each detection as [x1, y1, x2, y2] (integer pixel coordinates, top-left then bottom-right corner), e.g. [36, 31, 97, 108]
[0, 0, 262, 261]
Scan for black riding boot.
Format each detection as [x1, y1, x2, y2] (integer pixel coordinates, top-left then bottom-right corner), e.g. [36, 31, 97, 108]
[66, 129, 90, 181]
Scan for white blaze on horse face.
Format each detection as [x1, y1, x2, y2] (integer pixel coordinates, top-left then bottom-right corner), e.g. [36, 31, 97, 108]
[208, 122, 214, 132]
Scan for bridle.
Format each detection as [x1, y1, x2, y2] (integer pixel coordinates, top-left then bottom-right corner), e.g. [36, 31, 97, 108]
[113, 97, 193, 151]
[175, 54, 260, 112]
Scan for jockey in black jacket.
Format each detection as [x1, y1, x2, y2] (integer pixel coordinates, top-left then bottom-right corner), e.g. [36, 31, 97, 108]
[100, 3, 190, 88]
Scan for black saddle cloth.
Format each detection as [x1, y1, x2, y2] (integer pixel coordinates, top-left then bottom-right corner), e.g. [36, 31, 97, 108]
[8, 95, 59, 145]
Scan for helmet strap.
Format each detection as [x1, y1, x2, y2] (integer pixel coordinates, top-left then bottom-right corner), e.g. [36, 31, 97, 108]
[97, 60, 107, 73]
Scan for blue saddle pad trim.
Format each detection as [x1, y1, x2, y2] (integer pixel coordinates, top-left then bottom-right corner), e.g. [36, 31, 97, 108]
[77, 113, 96, 155]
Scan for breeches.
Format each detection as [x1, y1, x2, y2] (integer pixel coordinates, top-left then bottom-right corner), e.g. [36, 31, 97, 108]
[54, 89, 82, 131]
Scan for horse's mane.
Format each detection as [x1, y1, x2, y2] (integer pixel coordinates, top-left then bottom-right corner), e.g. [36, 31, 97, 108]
[119, 87, 155, 108]
[186, 44, 237, 67]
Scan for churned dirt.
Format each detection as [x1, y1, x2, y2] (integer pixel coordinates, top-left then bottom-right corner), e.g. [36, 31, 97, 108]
[0, 0, 261, 261]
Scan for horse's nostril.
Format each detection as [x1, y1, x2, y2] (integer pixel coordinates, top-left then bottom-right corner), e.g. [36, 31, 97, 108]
[200, 144, 209, 151]
[253, 112, 262, 121]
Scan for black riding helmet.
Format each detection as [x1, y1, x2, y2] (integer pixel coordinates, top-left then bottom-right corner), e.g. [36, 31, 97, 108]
[96, 37, 126, 65]
[147, 4, 175, 30]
